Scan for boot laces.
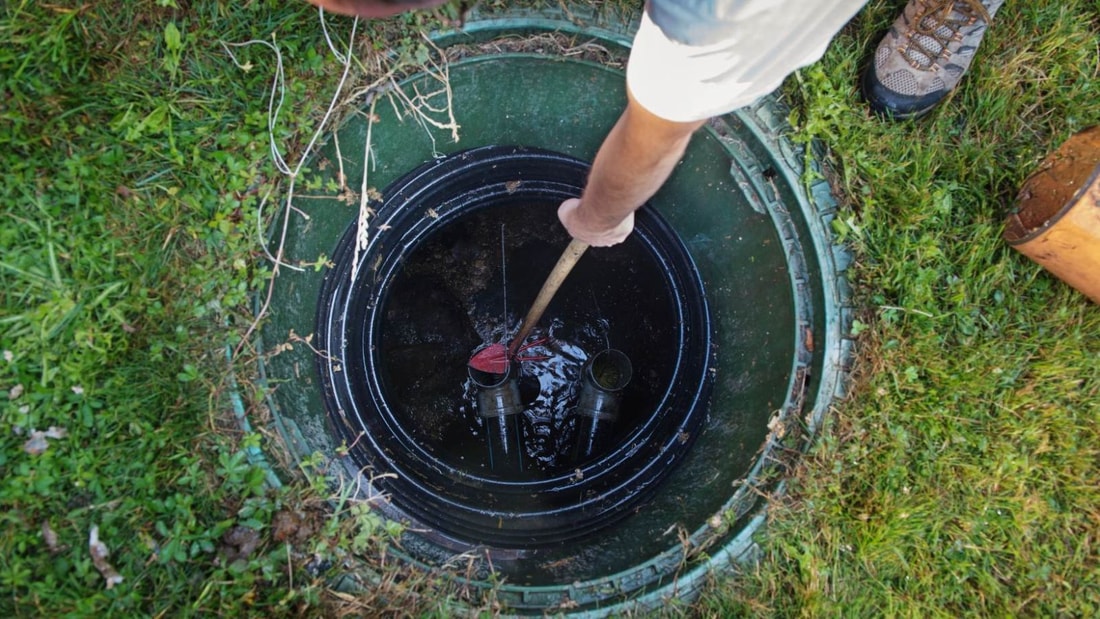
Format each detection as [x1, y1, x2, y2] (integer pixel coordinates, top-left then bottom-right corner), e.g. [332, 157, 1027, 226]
[903, 0, 992, 70]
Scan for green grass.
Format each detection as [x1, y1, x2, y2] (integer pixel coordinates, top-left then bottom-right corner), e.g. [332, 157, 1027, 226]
[2, 0, 1097, 616]
[1, 1, 469, 615]
[701, 1, 1100, 616]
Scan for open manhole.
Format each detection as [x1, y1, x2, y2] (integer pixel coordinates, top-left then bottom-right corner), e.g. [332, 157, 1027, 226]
[252, 8, 851, 614]
[317, 145, 713, 548]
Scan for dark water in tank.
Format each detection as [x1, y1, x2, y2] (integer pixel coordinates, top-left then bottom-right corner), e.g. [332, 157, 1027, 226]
[376, 199, 680, 481]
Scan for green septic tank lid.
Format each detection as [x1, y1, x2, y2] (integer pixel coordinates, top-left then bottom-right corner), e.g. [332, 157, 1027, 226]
[248, 6, 852, 615]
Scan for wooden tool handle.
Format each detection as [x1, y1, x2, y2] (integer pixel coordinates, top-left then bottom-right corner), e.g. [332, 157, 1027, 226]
[509, 238, 590, 354]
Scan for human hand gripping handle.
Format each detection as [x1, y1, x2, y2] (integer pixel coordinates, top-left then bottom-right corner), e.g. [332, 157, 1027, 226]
[510, 193, 634, 361]
[514, 195, 635, 353]
[557, 198, 635, 247]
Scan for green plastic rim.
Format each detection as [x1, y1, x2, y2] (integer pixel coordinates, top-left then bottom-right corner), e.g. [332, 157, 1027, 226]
[245, 5, 853, 615]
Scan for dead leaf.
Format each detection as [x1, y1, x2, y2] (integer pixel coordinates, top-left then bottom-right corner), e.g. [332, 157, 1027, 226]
[221, 525, 261, 564]
[23, 426, 68, 455]
[9, 383, 23, 399]
[42, 521, 66, 554]
[89, 526, 124, 589]
[42, 522, 59, 551]
[767, 414, 786, 438]
[272, 509, 316, 544]
[23, 433, 48, 455]
[271, 510, 301, 543]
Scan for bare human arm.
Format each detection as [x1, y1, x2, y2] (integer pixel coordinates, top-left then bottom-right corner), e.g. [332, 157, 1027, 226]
[557, 89, 706, 247]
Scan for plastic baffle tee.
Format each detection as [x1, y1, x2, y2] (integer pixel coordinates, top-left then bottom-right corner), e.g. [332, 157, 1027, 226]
[469, 363, 525, 473]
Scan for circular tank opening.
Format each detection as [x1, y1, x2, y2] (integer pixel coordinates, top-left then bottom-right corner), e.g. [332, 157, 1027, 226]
[253, 12, 851, 613]
[316, 146, 713, 547]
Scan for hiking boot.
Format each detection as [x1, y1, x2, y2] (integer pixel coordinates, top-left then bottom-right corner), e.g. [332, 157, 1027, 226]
[862, 0, 1004, 119]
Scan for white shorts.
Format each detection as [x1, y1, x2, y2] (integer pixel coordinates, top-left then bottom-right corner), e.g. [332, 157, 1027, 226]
[627, 1, 868, 122]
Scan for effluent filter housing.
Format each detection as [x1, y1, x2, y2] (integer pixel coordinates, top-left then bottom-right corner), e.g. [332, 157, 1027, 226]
[249, 6, 853, 615]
